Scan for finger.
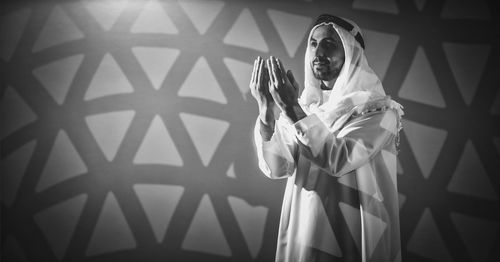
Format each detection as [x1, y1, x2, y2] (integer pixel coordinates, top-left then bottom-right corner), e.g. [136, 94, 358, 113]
[256, 56, 263, 85]
[256, 57, 264, 90]
[277, 57, 287, 80]
[286, 70, 295, 83]
[287, 70, 297, 91]
[276, 58, 295, 95]
[250, 57, 259, 88]
[268, 81, 280, 103]
[262, 65, 271, 94]
[266, 58, 275, 88]
[267, 79, 273, 98]
[279, 59, 296, 93]
[266, 58, 273, 85]
[262, 64, 269, 85]
[269, 57, 280, 89]
[271, 56, 283, 86]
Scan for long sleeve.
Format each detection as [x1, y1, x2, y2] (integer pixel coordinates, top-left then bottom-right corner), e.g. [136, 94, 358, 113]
[254, 116, 299, 179]
[294, 109, 398, 177]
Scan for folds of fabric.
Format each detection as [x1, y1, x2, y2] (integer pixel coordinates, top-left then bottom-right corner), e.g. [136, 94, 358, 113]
[253, 17, 403, 262]
[255, 107, 402, 262]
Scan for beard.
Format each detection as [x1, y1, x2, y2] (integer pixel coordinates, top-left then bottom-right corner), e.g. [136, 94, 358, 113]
[312, 64, 341, 81]
[311, 57, 342, 81]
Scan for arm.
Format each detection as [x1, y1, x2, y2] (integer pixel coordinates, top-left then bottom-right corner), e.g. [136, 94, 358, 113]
[294, 109, 398, 177]
[254, 116, 298, 179]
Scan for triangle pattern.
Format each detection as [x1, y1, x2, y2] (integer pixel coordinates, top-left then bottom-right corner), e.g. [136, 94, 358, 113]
[132, 47, 180, 90]
[296, 194, 341, 257]
[363, 30, 400, 80]
[407, 208, 452, 262]
[443, 43, 490, 105]
[179, 0, 224, 35]
[0, 8, 31, 61]
[36, 130, 88, 192]
[403, 119, 447, 179]
[223, 9, 268, 52]
[34, 194, 87, 260]
[356, 164, 384, 202]
[86, 192, 137, 256]
[131, 0, 178, 34]
[441, 0, 490, 20]
[267, 10, 312, 57]
[414, 0, 426, 11]
[0, 87, 37, 140]
[339, 202, 362, 253]
[226, 163, 236, 178]
[85, 110, 135, 162]
[134, 184, 185, 243]
[363, 207, 388, 258]
[3, 236, 29, 262]
[33, 54, 84, 105]
[399, 47, 446, 108]
[338, 172, 358, 190]
[352, 0, 399, 14]
[1, 140, 36, 207]
[228, 196, 268, 258]
[178, 57, 227, 104]
[133, 115, 183, 166]
[182, 194, 231, 256]
[223, 58, 252, 99]
[447, 140, 497, 200]
[451, 213, 499, 262]
[83, 0, 128, 31]
[381, 149, 398, 190]
[180, 113, 229, 166]
[32, 6, 84, 52]
[84, 54, 134, 100]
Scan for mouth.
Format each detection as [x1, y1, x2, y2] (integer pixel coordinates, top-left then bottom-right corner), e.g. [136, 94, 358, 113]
[313, 63, 329, 71]
[313, 59, 330, 68]
[314, 58, 328, 63]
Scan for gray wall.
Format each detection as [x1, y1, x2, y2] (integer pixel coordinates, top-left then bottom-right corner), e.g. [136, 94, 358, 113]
[1, 0, 498, 261]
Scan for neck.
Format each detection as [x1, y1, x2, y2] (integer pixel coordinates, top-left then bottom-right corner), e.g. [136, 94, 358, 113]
[321, 79, 336, 90]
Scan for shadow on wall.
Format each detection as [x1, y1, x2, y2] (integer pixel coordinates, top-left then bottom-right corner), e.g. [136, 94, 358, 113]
[1, 0, 499, 261]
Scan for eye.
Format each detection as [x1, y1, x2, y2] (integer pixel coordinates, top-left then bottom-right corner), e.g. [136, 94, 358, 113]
[324, 41, 336, 48]
[310, 41, 317, 48]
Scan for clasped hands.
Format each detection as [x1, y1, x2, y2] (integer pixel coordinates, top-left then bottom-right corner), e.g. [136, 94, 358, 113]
[249, 56, 306, 127]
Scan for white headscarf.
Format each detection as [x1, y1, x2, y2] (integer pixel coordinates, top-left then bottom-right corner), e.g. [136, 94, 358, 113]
[298, 19, 403, 131]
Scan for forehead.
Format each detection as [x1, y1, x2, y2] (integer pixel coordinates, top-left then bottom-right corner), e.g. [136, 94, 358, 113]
[311, 24, 342, 42]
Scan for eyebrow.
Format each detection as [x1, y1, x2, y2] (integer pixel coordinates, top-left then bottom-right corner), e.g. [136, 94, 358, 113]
[310, 37, 337, 42]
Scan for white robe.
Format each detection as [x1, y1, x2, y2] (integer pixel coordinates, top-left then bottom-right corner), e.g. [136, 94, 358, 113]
[254, 102, 401, 262]
[254, 19, 403, 262]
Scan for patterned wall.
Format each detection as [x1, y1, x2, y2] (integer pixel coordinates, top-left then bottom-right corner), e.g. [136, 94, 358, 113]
[1, 0, 498, 261]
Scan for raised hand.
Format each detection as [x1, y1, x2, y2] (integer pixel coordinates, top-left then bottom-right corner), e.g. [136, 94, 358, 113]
[267, 56, 306, 123]
[250, 56, 275, 126]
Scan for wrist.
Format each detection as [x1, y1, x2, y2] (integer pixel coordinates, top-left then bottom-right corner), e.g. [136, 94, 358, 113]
[259, 106, 275, 126]
[285, 104, 306, 123]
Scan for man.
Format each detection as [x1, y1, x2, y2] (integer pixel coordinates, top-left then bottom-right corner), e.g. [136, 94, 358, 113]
[250, 14, 404, 262]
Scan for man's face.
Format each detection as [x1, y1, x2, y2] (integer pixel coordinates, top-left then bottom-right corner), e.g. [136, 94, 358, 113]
[309, 25, 345, 81]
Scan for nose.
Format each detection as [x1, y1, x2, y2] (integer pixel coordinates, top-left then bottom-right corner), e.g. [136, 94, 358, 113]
[314, 41, 328, 58]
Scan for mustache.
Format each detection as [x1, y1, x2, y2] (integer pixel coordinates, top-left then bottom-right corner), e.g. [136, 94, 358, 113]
[312, 57, 329, 64]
